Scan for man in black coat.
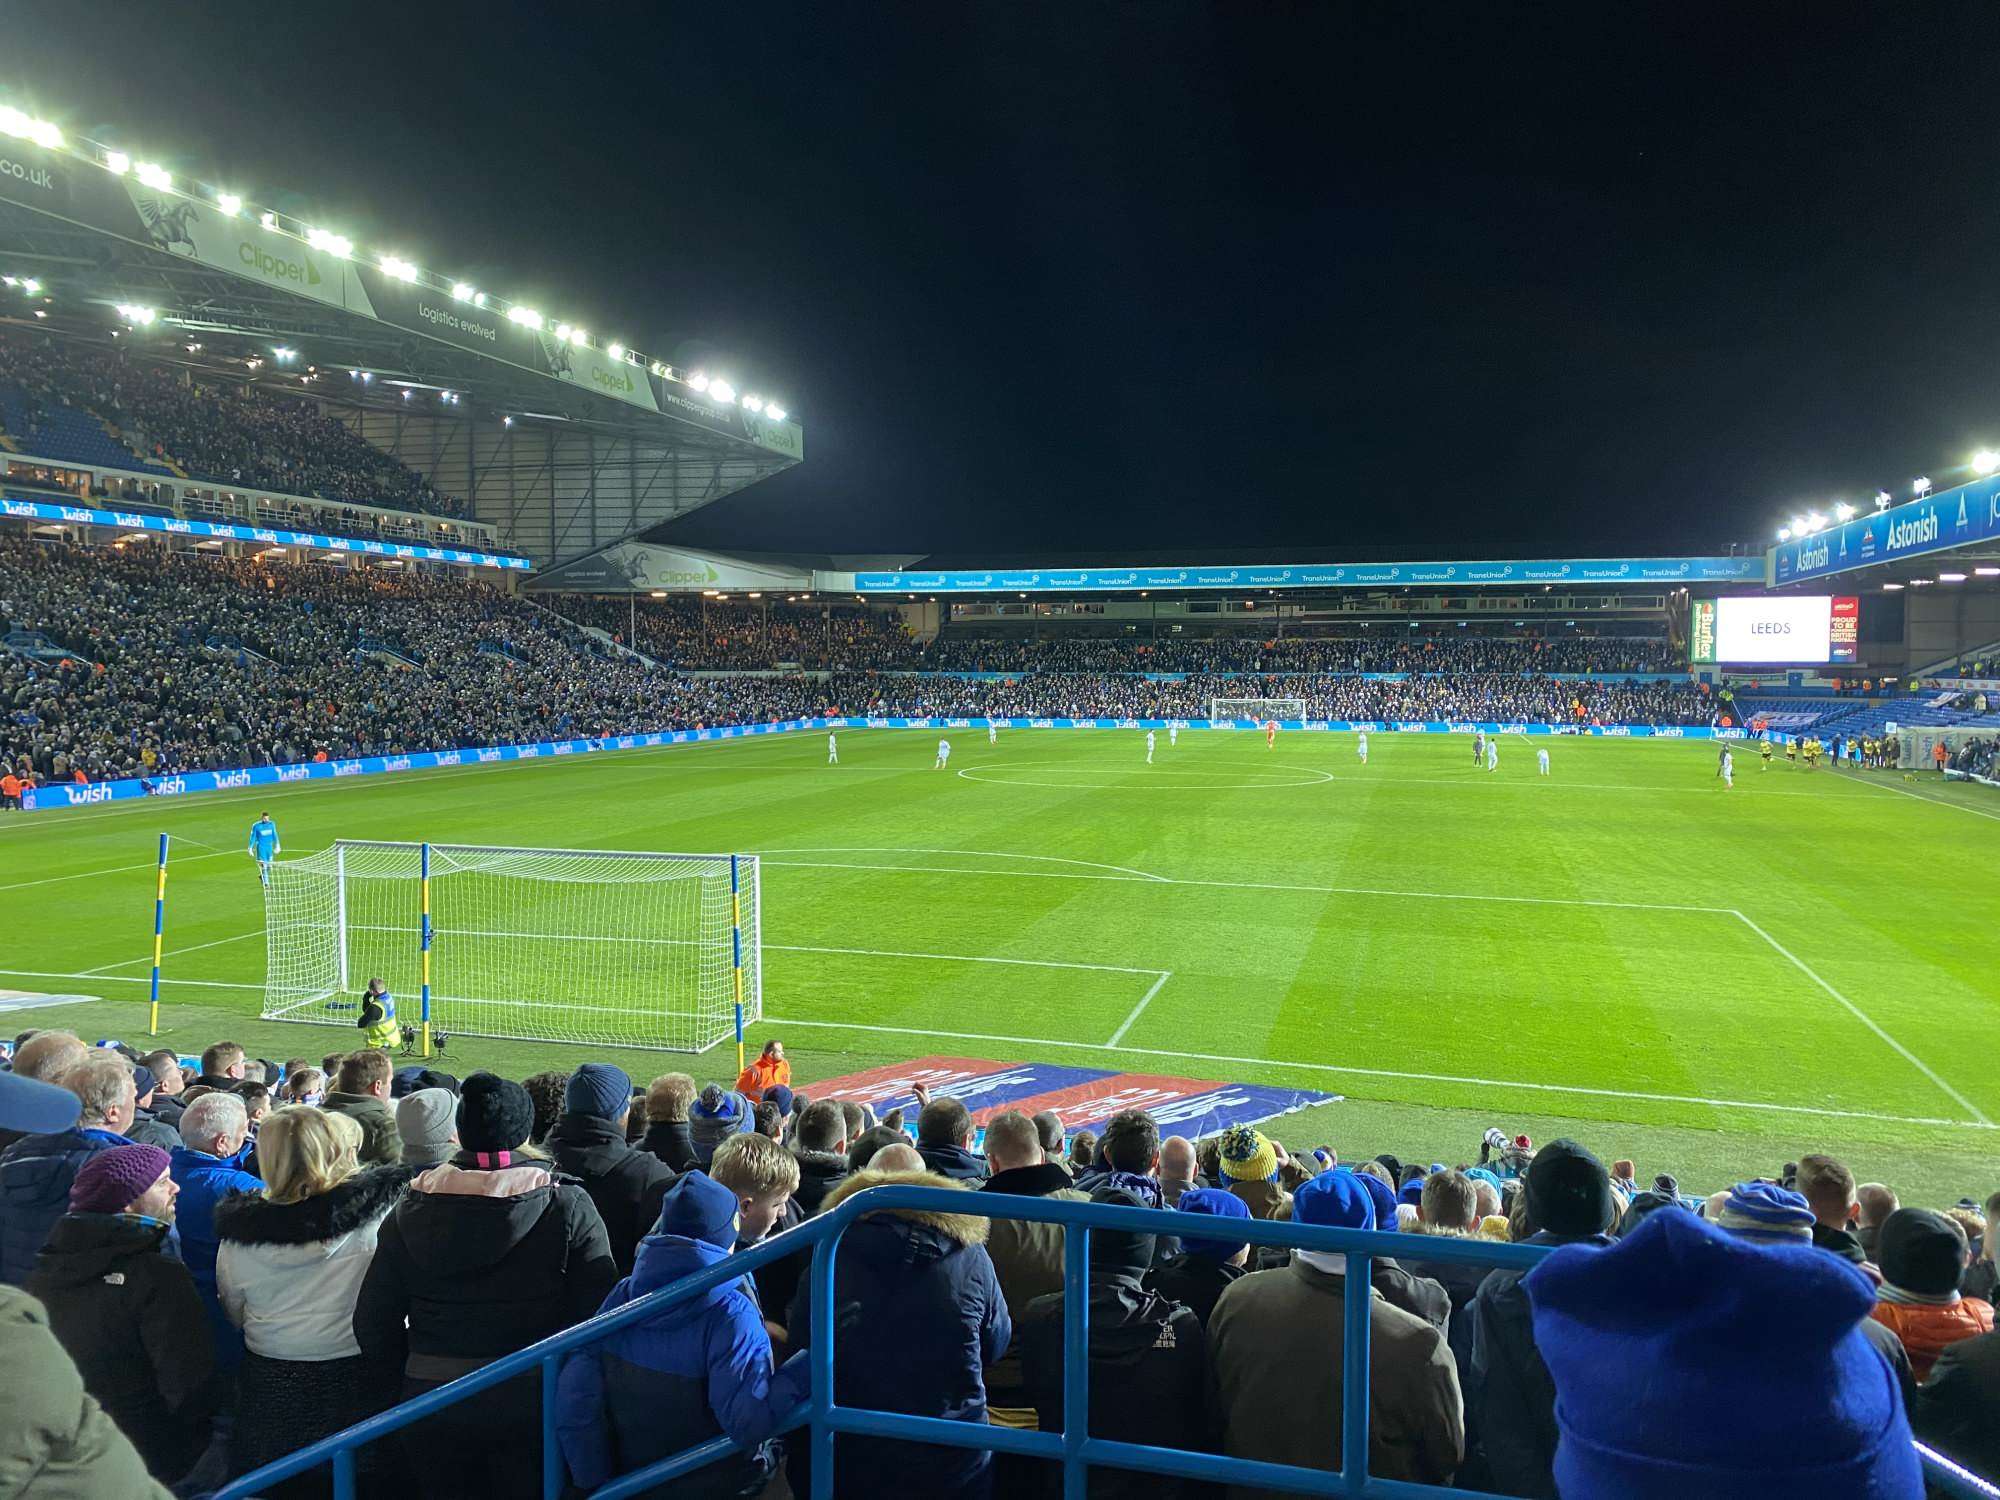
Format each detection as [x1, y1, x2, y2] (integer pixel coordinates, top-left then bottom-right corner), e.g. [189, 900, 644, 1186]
[26, 1144, 216, 1483]
[787, 1099, 851, 1216]
[913, 1089, 988, 1182]
[1915, 1329, 2000, 1479]
[638, 1072, 700, 1173]
[1021, 1184, 1209, 1499]
[542, 1064, 675, 1274]
[1468, 1140, 1617, 1499]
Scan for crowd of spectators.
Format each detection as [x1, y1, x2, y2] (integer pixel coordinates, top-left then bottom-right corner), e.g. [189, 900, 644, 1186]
[1945, 736, 1997, 781]
[0, 1031, 1993, 1498]
[1, 536, 1720, 790]
[0, 328, 465, 519]
[916, 631, 1681, 676]
[549, 592, 921, 670]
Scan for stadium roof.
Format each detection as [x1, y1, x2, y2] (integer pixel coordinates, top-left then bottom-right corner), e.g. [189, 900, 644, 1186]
[0, 103, 802, 560]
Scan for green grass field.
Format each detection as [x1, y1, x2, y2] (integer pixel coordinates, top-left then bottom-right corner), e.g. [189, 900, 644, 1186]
[3, 727, 1996, 1203]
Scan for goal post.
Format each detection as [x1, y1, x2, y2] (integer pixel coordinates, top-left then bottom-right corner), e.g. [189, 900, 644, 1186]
[261, 841, 762, 1053]
[1210, 697, 1307, 721]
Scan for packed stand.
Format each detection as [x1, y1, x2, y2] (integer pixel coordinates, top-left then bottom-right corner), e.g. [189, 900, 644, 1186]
[0, 327, 465, 519]
[917, 631, 1682, 676]
[1, 1026, 1992, 1498]
[549, 592, 923, 669]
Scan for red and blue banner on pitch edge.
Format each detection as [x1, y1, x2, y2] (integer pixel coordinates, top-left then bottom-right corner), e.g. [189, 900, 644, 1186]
[807, 1055, 1339, 1140]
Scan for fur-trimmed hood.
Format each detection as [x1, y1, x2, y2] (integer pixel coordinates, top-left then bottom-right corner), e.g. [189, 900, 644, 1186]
[818, 1167, 990, 1248]
[212, 1165, 416, 1246]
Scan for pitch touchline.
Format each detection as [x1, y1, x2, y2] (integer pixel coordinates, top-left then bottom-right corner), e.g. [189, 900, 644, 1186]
[759, 1014, 1994, 1132]
[1107, 972, 1172, 1048]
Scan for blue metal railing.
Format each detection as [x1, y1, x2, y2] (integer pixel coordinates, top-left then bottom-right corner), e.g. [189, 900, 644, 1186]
[214, 1185, 2000, 1500]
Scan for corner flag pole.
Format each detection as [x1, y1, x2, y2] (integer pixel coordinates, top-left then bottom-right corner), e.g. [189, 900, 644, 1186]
[419, 842, 433, 1058]
[730, 855, 745, 1076]
[148, 834, 169, 1036]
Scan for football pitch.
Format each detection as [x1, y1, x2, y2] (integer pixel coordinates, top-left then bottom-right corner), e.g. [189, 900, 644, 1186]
[3, 727, 1996, 1201]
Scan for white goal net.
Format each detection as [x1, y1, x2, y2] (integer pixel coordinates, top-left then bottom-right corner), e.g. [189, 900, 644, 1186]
[261, 842, 761, 1052]
[1211, 697, 1307, 721]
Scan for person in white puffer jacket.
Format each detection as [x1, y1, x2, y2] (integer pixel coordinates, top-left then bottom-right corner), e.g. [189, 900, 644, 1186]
[213, 1107, 414, 1489]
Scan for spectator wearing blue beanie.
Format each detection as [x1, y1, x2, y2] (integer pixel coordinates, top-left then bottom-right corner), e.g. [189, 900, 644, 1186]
[1526, 1205, 1924, 1499]
[1210, 1168, 1463, 1486]
[542, 1063, 675, 1275]
[1147, 1187, 1253, 1327]
[689, 1086, 753, 1168]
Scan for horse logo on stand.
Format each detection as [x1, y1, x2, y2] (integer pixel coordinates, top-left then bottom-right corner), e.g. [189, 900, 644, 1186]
[137, 197, 199, 257]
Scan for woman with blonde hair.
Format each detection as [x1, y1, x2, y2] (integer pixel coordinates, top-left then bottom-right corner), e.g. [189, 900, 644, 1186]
[214, 1106, 413, 1494]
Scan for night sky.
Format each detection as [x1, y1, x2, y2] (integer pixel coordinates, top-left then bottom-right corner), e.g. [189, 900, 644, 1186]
[11, 4, 2000, 559]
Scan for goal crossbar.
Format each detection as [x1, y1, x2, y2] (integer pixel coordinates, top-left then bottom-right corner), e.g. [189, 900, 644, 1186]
[261, 840, 762, 1053]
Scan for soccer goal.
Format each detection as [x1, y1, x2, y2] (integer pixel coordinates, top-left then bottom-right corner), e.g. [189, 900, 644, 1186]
[260, 841, 761, 1053]
[1210, 697, 1307, 721]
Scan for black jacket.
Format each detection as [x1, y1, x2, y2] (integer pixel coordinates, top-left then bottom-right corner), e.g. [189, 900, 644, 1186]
[1021, 1274, 1208, 1499]
[25, 1212, 216, 1480]
[917, 1141, 989, 1182]
[1811, 1220, 1869, 1266]
[1469, 1230, 1612, 1498]
[542, 1113, 676, 1274]
[790, 1149, 850, 1217]
[638, 1119, 700, 1175]
[353, 1161, 618, 1383]
[1145, 1251, 1247, 1330]
[1914, 1328, 2000, 1479]
[785, 1169, 1010, 1500]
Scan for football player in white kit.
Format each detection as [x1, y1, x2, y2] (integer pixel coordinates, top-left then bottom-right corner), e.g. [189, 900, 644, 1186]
[1168, 724, 1178, 747]
[1357, 728, 1369, 764]
[935, 737, 951, 769]
[1145, 729, 1156, 764]
[1717, 746, 1733, 788]
[1536, 746, 1550, 777]
[988, 722, 998, 745]
[828, 732, 838, 764]
[1485, 738, 1499, 772]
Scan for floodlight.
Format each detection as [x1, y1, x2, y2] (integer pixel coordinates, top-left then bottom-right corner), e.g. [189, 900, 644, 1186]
[1777, 527, 1792, 542]
[451, 282, 476, 301]
[27, 120, 61, 150]
[708, 379, 735, 403]
[134, 162, 171, 191]
[19, 278, 39, 295]
[1976, 451, 2000, 476]
[1939, 572, 1967, 582]
[1881, 581, 1904, 590]
[1790, 514, 1809, 533]
[1914, 476, 1933, 497]
[379, 255, 419, 282]
[507, 306, 541, 327]
[554, 323, 572, 341]
[688, 372, 710, 392]
[765, 405, 786, 422]
[0, 107, 27, 137]
[502, 415, 514, 427]
[104, 151, 130, 175]
[216, 192, 242, 216]
[608, 343, 624, 359]
[1874, 491, 1891, 510]
[1833, 501, 1856, 521]
[1805, 511, 1826, 531]
[742, 396, 764, 413]
[1975, 566, 2000, 576]
[260, 211, 277, 229]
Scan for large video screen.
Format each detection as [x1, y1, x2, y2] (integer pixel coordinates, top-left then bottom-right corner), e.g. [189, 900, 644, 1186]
[1691, 596, 1858, 665]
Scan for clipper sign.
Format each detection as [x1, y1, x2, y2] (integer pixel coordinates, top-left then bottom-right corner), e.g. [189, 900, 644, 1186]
[852, 556, 1763, 593]
[1, 495, 531, 570]
[1773, 475, 2000, 584]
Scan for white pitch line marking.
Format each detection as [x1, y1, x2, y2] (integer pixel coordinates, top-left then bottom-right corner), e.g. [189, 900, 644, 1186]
[0, 969, 267, 992]
[1107, 971, 1171, 1047]
[1839, 772, 2000, 825]
[0, 848, 235, 892]
[752, 846, 1172, 883]
[79, 929, 264, 976]
[776, 942, 1167, 976]
[757, 1014, 1993, 1132]
[1730, 910, 1993, 1126]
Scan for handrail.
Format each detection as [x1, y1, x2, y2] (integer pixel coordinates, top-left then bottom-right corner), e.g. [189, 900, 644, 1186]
[214, 1182, 2000, 1500]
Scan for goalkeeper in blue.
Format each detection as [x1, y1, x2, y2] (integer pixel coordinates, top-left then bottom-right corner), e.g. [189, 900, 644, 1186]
[248, 811, 280, 886]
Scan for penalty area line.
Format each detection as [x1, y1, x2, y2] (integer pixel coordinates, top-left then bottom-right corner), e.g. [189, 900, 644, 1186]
[759, 1014, 1995, 1132]
[1107, 971, 1171, 1047]
[1730, 911, 1993, 1127]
